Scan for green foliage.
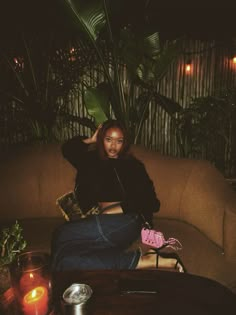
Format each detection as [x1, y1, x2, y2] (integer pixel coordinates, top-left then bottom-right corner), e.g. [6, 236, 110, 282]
[175, 89, 236, 174]
[64, 0, 181, 143]
[84, 85, 110, 125]
[0, 1, 182, 145]
[0, 32, 95, 143]
[0, 221, 27, 266]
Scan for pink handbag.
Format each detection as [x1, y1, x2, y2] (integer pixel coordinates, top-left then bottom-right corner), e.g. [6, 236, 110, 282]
[141, 227, 183, 250]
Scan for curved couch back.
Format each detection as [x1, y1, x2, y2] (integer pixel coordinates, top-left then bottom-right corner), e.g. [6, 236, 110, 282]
[132, 145, 231, 248]
[0, 143, 232, 248]
[0, 144, 75, 220]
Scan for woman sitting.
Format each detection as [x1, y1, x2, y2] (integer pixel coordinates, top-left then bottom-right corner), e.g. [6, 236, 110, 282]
[51, 119, 186, 272]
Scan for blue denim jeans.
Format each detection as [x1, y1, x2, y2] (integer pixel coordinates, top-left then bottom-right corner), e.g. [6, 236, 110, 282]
[51, 213, 142, 271]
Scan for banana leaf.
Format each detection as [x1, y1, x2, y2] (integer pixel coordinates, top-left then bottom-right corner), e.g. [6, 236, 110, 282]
[64, 0, 181, 143]
[84, 84, 110, 126]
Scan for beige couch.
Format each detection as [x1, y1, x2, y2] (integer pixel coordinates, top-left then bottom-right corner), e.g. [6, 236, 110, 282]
[0, 143, 236, 292]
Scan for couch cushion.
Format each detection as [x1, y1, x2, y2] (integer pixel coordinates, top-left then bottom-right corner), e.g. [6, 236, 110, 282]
[132, 145, 226, 249]
[131, 145, 195, 219]
[224, 190, 236, 263]
[0, 144, 75, 220]
[154, 218, 236, 292]
[180, 160, 226, 248]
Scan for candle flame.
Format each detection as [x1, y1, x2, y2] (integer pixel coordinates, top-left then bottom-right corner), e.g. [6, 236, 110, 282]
[23, 286, 48, 314]
[29, 273, 34, 279]
[24, 286, 46, 304]
[31, 289, 36, 298]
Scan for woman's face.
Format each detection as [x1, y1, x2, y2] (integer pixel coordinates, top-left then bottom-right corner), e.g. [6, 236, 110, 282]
[103, 127, 124, 158]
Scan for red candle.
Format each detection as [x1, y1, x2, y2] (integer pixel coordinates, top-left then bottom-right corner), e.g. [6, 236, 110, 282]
[23, 286, 48, 315]
[20, 273, 43, 290]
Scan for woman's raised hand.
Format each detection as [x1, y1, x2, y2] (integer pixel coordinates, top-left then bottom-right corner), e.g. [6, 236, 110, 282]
[90, 124, 102, 143]
[83, 124, 102, 144]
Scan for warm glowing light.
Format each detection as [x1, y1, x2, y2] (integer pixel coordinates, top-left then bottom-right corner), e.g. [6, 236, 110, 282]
[233, 56, 236, 64]
[186, 64, 191, 71]
[23, 286, 48, 315]
[24, 286, 45, 304]
[185, 63, 192, 74]
[20, 272, 41, 289]
[13, 57, 24, 71]
[69, 47, 76, 61]
[31, 289, 36, 299]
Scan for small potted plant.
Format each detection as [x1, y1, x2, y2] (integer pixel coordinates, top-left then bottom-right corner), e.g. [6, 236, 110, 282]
[0, 221, 27, 294]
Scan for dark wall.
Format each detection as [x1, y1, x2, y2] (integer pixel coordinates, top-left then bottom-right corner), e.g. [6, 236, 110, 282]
[1, 0, 236, 40]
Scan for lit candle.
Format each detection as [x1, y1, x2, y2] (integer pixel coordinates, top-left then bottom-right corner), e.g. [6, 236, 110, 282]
[23, 286, 48, 315]
[20, 273, 42, 290]
[20, 272, 49, 296]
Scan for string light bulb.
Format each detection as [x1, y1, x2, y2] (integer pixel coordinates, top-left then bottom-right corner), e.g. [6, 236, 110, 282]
[185, 59, 192, 74]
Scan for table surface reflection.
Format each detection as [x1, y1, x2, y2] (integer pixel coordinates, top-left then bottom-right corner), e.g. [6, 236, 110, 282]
[51, 270, 236, 315]
[2, 269, 236, 314]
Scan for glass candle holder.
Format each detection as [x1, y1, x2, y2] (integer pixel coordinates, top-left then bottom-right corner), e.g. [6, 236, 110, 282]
[10, 251, 52, 315]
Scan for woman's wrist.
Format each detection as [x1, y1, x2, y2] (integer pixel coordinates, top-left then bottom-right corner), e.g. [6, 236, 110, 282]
[83, 126, 101, 145]
[83, 138, 96, 144]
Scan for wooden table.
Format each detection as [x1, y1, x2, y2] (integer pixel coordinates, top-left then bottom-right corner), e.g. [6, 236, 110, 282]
[51, 270, 236, 315]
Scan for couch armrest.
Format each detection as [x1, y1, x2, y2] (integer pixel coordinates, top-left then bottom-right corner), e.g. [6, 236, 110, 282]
[224, 191, 236, 263]
[180, 160, 227, 248]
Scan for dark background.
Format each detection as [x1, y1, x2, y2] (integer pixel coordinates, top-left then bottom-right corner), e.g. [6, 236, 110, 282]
[1, 0, 236, 40]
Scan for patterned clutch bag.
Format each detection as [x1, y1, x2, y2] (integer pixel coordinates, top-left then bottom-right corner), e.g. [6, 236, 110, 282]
[56, 191, 99, 221]
[141, 227, 183, 250]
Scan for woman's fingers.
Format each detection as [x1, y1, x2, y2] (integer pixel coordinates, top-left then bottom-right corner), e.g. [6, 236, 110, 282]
[91, 124, 102, 142]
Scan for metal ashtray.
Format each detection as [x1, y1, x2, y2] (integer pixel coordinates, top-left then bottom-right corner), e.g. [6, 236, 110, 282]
[62, 283, 93, 315]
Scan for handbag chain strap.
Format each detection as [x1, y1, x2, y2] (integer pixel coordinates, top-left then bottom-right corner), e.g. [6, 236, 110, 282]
[139, 213, 152, 229]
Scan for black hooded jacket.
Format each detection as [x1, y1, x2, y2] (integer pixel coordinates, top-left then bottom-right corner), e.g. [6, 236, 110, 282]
[62, 136, 160, 224]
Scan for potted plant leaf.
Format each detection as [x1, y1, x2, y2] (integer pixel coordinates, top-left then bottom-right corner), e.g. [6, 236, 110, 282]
[0, 221, 27, 295]
[63, 0, 182, 144]
[174, 89, 236, 176]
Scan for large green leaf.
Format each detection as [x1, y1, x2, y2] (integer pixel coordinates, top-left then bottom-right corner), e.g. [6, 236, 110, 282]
[64, 0, 180, 143]
[65, 0, 122, 120]
[118, 28, 161, 82]
[65, 0, 105, 41]
[84, 85, 110, 126]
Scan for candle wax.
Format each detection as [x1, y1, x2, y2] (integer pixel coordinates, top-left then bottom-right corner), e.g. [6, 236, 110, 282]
[23, 286, 48, 315]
